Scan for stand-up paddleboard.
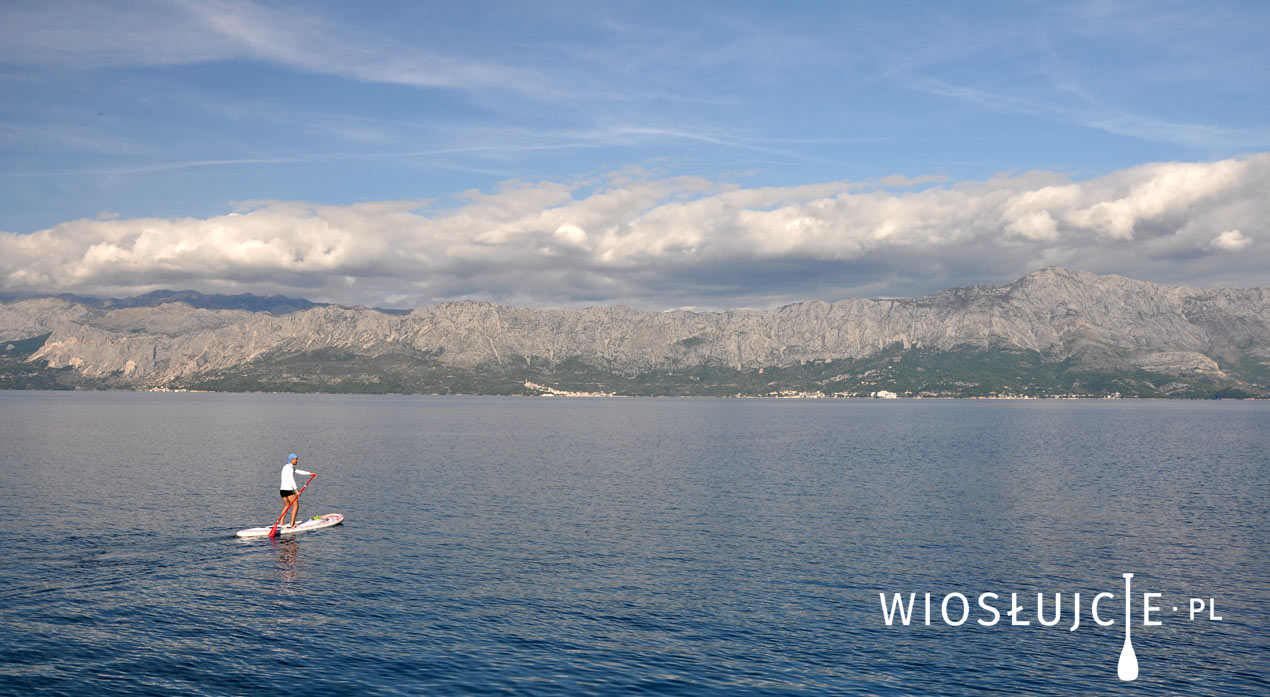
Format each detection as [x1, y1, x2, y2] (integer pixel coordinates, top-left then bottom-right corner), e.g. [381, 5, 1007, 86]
[236, 513, 344, 538]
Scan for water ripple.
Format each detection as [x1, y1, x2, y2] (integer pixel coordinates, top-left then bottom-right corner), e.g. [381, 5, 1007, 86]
[0, 393, 1266, 695]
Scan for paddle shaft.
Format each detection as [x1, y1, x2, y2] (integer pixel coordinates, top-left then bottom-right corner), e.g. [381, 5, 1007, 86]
[270, 473, 316, 538]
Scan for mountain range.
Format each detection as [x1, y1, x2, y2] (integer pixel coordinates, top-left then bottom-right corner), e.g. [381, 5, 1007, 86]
[0, 289, 327, 314]
[2, 268, 1266, 398]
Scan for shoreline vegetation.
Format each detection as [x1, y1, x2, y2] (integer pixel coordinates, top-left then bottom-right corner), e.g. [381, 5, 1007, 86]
[4, 387, 1263, 400]
[2, 353, 1264, 401]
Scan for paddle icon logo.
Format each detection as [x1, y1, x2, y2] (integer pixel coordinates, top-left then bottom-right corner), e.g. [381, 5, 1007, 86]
[878, 572, 1225, 681]
[1117, 573, 1138, 681]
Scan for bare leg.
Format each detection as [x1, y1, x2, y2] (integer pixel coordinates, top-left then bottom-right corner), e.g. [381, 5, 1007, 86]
[289, 494, 300, 526]
[278, 495, 296, 527]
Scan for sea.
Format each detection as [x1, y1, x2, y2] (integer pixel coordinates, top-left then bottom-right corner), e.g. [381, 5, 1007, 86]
[0, 391, 1266, 696]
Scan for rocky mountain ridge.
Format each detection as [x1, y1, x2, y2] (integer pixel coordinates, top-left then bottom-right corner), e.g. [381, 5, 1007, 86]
[0, 289, 325, 315]
[3, 268, 1267, 397]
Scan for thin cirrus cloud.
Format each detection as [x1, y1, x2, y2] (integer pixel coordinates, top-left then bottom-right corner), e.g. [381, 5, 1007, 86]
[913, 76, 1270, 152]
[179, 1, 551, 96]
[0, 0, 546, 95]
[2, 154, 1265, 309]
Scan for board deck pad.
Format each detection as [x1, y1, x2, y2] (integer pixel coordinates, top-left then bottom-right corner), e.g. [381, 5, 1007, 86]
[236, 513, 344, 538]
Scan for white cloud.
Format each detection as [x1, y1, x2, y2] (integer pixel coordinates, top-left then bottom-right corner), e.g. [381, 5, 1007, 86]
[2, 154, 1267, 308]
[1208, 229, 1249, 251]
[553, 224, 589, 249]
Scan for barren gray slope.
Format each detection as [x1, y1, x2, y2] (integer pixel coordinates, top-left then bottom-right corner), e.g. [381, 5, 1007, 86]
[5, 267, 1267, 386]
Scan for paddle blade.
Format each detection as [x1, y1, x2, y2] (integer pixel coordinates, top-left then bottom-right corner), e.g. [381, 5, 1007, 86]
[1117, 634, 1138, 681]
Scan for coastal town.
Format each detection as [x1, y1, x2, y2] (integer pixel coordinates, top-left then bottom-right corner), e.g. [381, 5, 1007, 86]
[524, 381, 1128, 400]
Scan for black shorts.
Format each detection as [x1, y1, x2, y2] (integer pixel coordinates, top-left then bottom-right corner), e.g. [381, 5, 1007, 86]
[280, 489, 297, 498]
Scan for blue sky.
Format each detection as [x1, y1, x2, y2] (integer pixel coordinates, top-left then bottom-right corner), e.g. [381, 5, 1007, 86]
[1, 0, 1267, 308]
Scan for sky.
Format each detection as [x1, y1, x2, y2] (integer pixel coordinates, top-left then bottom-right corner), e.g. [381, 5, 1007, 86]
[1, 0, 1267, 310]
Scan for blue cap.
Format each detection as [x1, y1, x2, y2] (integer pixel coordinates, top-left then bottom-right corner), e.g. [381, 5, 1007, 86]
[288, 453, 297, 461]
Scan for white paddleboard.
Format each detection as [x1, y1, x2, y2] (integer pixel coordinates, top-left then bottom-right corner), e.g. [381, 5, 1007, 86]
[236, 513, 344, 538]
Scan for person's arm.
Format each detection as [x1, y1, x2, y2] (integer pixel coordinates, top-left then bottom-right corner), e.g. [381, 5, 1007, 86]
[295, 468, 315, 477]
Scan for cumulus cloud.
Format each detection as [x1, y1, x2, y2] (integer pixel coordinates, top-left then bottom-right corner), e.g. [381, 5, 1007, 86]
[2, 155, 1268, 309]
[1208, 229, 1250, 251]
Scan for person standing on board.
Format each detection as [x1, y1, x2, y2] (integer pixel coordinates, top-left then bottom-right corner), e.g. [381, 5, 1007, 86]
[279, 454, 315, 528]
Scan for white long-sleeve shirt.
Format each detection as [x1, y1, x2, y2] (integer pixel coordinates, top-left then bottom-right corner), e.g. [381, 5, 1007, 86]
[280, 463, 313, 491]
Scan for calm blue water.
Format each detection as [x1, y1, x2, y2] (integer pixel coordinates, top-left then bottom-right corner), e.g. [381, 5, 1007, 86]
[0, 392, 1266, 696]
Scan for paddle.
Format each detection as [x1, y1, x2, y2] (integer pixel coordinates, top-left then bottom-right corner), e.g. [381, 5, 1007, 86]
[269, 473, 317, 538]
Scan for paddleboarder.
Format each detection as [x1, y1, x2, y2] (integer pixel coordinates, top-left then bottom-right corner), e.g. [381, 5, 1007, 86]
[279, 454, 315, 528]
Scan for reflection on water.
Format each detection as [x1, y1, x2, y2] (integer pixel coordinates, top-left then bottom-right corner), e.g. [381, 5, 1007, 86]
[0, 392, 1266, 696]
[273, 536, 300, 584]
